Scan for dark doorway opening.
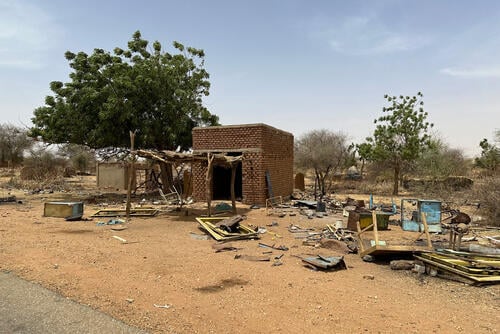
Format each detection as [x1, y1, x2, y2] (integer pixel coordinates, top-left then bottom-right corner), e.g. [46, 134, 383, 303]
[212, 161, 242, 201]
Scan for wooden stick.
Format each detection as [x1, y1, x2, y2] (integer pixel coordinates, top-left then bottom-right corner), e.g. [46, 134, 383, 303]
[421, 212, 433, 249]
[126, 130, 136, 219]
[356, 221, 365, 252]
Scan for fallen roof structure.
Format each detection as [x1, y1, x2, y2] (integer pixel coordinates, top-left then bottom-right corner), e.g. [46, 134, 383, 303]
[135, 149, 242, 216]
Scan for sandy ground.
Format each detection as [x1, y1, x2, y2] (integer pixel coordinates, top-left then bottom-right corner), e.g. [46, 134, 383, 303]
[0, 176, 499, 333]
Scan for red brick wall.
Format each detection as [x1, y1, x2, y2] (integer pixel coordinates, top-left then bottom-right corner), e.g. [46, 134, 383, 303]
[191, 124, 293, 205]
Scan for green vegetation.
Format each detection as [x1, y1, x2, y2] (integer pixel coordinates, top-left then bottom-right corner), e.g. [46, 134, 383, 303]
[360, 92, 433, 195]
[30, 31, 218, 150]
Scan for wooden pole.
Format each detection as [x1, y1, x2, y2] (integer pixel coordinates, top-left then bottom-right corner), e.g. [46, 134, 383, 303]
[421, 212, 432, 249]
[372, 211, 379, 246]
[230, 163, 237, 214]
[206, 153, 214, 217]
[126, 130, 136, 219]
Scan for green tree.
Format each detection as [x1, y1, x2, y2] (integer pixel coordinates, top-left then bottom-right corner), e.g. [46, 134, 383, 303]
[0, 124, 33, 167]
[30, 31, 219, 150]
[475, 134, 499, 172]
[363, 92, 433, 195]
[295, 130, 350, 200]
[413, 138, 468, 178]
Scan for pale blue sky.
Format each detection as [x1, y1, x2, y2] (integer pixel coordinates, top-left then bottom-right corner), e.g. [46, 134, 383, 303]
[1, 0, 499, 156]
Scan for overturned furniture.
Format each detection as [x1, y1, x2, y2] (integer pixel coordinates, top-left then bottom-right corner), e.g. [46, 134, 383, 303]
[357, 211, 434, 258]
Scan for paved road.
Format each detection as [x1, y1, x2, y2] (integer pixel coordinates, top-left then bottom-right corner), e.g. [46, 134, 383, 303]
[0, 271, 148, 334]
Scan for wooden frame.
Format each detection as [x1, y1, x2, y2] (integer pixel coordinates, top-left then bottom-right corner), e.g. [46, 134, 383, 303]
[357, 211, 434, 257]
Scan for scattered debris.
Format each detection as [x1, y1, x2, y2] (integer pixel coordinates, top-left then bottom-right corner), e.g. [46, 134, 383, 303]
[96, 219, 125, 226]
[153, 304, 172, 309]
[468, 244, 500, 255]
[212, 243, 240, 253]
[215, 215, 244, 232]
[318, 238, 354, 254]
[302, 255, 347, 271]
[112, 235, 127, 243]
[92, 208, 159, 217]
[0, 195, 16, 203]
[214, 202, 233, 214]
[190, 232, 210, 240]
[234, 254, 271, 262]
[258, 242, 289, 251]
[125, 298, 135, 303]
[414, 250, 500, 285]
[196, 217, 259, 241]
[390, 260, 415, 270]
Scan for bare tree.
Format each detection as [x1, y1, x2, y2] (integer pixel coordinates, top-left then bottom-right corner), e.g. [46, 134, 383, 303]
[0, 124, 33, 167]
[295, 129, 350, 200]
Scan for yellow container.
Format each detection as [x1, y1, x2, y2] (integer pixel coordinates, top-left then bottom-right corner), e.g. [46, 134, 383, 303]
[358, 213, 390, 230]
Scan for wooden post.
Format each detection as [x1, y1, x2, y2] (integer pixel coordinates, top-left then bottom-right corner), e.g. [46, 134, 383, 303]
[421, 212, 432, 249]
[372, 211, 379, 246]
[206, 153, 214, 217]
[126, 130, 136, 219]
[230, 163, 237, 214]
[356, 221, 365, 253]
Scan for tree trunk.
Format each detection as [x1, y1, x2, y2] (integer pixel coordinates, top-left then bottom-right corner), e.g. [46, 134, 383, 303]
[313, 171, 318, 200]
[159, 162, 174, 193]
[393, 163, 400, 195]
[126, 131, 136, 218]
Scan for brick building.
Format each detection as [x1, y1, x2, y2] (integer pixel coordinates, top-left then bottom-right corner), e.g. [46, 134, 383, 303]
[191, 123, 293, 205]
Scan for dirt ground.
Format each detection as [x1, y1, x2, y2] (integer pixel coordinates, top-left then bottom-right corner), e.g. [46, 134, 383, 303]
[0, 175, 499, 333]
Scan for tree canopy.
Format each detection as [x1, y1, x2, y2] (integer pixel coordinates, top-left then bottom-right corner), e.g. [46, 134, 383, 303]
[0, 124, 33, 167]
[295, 129, 350, 199]
[30, 31, 219, 150]
[475, 131, 500, 172]
[361, 92, 433, 195]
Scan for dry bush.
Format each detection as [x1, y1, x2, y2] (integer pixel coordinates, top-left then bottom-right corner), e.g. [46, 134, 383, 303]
[0, 168, 16, 177]
[472, 176, 500, 226]
[2, 175, 69, 192]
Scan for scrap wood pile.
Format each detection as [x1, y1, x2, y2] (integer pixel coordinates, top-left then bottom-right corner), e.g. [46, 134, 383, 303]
[288, 224, 358, 254]
[0, 195, 17, 203]
[196, 215, 259, 241]
[414, 249, 500, 286]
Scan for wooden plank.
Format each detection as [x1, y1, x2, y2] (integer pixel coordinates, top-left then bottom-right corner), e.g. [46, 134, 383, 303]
[421, 212, 432, 248]
[91, 208, 158, 217]
[414, 255, 500, 285]
[359, 245, 433, 257]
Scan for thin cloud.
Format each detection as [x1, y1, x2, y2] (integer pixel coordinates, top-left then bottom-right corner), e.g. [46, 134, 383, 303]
[313, 14, 430, 55]
[0, 0, 62, 69]
[440, 67, 500, 78]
